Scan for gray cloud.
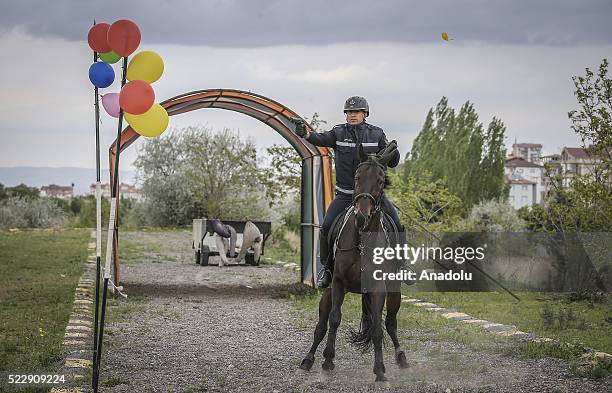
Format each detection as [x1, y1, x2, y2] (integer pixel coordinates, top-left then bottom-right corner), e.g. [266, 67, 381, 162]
[1, 0, 611, 47]
[1, 27, 608, 171]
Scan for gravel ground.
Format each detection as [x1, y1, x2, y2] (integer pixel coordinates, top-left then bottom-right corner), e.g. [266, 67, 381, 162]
[99, 231, 611, 392]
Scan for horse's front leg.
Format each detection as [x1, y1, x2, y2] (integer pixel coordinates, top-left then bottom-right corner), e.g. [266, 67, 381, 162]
[386, 292, 409, 368]
[372, 291, 387, 381]
[300, 288, 332, 371]
[322, 279, 346, 371]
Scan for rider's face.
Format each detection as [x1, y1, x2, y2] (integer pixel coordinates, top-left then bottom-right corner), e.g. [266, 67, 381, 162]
[345, 110, 366, 125]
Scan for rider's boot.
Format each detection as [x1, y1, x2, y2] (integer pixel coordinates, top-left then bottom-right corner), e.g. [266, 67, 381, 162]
[316, 232, 333, 288]
[398, 227, 416, 286]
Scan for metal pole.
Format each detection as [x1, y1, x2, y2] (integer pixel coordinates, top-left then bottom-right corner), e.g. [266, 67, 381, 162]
[94, 277, 109, 392]
[91, 38, 102, 389]
[93, 55, 128, 393]
[397, 204, 520, 301]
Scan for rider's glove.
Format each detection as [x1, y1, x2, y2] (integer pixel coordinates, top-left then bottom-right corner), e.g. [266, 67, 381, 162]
[291, 118, 308, 138]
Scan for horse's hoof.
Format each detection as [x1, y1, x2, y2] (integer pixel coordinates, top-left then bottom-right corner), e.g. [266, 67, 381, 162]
[396, 351, 409, 368]
[322, 359, 335, 371]
[375, 375, 388, 382]
[299, 357, 314, 371]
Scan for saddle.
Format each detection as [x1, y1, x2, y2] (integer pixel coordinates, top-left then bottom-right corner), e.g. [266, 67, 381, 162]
[327, 206, 400, 265]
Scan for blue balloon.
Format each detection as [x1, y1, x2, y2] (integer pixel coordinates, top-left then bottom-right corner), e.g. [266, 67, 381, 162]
[88, 62, 115, 88]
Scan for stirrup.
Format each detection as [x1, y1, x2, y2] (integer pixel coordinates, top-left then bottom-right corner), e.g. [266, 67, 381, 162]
[316, 268, 332, 288]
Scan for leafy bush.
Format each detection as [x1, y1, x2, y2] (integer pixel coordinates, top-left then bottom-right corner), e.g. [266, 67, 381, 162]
[540, 304, 586, 330]
[280, 198, 301, 233]
[464, 199, 526, 232]
[386, 170, 465, 231]
[73, 195, 109, 228]
[0, 197, 67, 229]
[541, 304, 555, 329]
[566, 290, 607, 304]
[73, 196, 141, 229]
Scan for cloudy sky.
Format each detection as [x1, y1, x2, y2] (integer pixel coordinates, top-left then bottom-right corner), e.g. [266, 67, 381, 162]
[0, 0, 611, 171]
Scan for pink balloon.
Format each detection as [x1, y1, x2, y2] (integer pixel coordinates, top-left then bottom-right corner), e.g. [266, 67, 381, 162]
[101, 93, 120, 118]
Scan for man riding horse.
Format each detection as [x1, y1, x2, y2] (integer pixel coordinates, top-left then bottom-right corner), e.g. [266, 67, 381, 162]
[293, 96, 407, 288]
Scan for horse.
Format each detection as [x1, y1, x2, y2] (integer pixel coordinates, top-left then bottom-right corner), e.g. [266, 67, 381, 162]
[210, 219, 237, 267]
[234, 220, 262, 263]
[299, 143, 408, 382]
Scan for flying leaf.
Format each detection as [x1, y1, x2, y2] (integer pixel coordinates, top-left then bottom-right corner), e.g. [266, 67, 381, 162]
[441, 32, 454, 41]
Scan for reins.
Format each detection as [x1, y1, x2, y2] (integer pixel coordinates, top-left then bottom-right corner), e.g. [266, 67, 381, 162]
[334, 158, 390, 256]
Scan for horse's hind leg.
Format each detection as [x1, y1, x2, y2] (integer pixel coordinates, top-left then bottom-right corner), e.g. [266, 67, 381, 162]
[386, 292, 408, 368]
[300, 289, 332, 371]
[322, 280, 346, 371]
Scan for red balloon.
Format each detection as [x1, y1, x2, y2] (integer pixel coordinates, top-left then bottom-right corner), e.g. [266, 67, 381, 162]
[119, 80, 155, 115]
[87, 23, 111, 52]
[107, 19, 141, 57]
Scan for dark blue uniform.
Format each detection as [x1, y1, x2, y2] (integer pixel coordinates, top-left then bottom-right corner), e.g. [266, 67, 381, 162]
[306, 121, 402, 236]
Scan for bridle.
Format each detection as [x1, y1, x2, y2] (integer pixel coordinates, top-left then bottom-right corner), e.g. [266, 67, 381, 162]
[334, 158, 389, 256]
[352, 159, 386, 231]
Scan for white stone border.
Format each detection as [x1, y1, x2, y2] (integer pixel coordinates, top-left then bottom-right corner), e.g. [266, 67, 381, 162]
[269, 256, 301, 273]
[51, 230, 98, 393]
[400, 295, 612, 362]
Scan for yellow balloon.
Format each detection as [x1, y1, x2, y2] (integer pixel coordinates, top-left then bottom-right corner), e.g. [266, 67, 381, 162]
[126, 50, 164, 84]
[125, 104, 169, 137]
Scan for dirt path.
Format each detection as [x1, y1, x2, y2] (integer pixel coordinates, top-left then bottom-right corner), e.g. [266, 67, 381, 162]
[99, 231, 610, 392]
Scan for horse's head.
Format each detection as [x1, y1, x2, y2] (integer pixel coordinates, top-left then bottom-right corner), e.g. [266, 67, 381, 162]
[353, 143, 396, 230]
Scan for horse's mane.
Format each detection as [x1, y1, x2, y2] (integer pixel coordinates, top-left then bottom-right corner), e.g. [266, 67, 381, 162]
[357, 155, 391, 188]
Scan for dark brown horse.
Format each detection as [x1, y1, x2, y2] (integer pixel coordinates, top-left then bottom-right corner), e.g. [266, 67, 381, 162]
[300, 143, 408, 382]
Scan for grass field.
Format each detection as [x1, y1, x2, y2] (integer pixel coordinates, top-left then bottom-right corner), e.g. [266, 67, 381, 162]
[0, 229, 90, 375]
[262, 228, 300, 265]
[404, 291, 612, 354]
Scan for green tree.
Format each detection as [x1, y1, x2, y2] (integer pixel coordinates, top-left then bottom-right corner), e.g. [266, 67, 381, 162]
[480, 118, 509, 201]
[523, 166, 612, 232]
[184, 127, 267, 220]
[403, 97, 507, 209]
[76, 195, 110, 228]
[386, 170, 465, 232]
[260, 113, 327, 207]
[70, 197, 82, 215]
[565, 58, 611, 230]
[523, 59, 612, 232]
[7, 183, 40, 199]
[568, 58, 612, 184]
[259, 145, 301, 206]
[133, 128, 195, 226]
[305, 112, 327, 132]
[134, 126, 269, 226]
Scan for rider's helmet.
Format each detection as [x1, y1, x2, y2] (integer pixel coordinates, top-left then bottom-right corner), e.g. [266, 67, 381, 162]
[343, 96, 369, 117]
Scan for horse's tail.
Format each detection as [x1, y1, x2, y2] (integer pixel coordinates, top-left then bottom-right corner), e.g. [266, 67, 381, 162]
[349, 293, 376, 353]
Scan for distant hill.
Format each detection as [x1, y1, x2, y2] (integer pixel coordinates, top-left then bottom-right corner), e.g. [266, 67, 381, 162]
[0, 167, 136, 196]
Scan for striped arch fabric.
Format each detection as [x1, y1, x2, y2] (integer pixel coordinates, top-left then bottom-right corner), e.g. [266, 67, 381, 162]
[108, 89, 333, 286]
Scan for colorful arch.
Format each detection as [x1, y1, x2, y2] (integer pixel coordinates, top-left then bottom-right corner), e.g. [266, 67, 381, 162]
[109, 89, 333, 285]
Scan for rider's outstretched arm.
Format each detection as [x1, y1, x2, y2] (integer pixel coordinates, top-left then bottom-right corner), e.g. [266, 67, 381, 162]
[306, 127, 338, 147]
[293, 118, 337, 147]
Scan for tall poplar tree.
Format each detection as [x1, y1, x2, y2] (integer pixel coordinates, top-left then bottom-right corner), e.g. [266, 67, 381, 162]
[404, 97, 507, 209]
